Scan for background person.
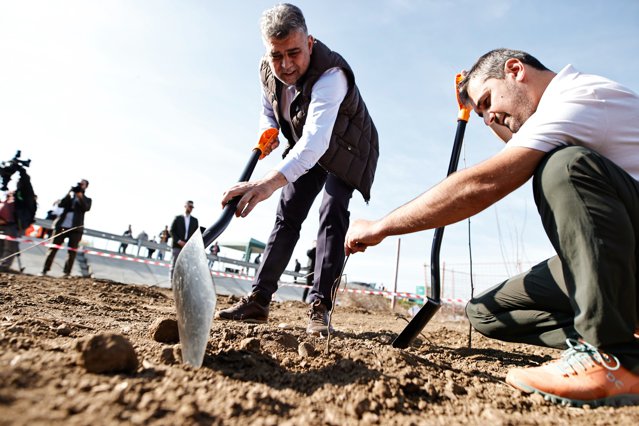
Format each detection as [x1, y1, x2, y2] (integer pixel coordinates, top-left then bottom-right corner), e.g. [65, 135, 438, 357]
[294, 258, 301, 283]
[302, 240, 316, 302]
[169, 200, 199, 280]
[157, 225, 169, 260]
[42, 200, 62, 239]
[208, 241, 220, 270]
[216, 3, 379, 335]
[118, 224, 132, 254]
[147, 236, 157, 259]
[41, 179, 91, 277]
[136, 230, 148, 257]
[345, 48, 639, 406]
[0, 191, 18, 272]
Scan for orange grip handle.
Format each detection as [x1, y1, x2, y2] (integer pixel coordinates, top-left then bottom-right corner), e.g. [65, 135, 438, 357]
[255, 127, 279, 159]
[455, 73, 471, 122]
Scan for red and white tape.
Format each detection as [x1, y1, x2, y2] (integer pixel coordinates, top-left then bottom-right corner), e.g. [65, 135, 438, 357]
[0, 234, 468, 305]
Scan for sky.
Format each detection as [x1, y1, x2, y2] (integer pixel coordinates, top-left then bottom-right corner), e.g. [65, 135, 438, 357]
[1, 0, 638, 298]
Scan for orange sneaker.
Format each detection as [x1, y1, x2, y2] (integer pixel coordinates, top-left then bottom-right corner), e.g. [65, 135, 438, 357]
[506, 339, 639, 407]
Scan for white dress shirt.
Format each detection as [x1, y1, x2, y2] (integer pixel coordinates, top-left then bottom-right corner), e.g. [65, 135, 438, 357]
[259, 67, 348, 183]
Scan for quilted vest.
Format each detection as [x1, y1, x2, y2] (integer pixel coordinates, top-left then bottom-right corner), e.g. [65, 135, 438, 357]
[260, 39, 379, 202]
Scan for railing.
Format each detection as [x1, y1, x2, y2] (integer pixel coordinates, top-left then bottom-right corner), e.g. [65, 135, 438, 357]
[33, 218, 304, 280]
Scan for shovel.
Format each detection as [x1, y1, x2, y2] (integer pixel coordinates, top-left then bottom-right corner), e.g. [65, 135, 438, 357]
[392, 73, 471, 349]
[172, 128, 279, 367]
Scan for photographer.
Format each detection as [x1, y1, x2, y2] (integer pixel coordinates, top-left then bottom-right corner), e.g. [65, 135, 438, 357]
[41, 179, 91, 277]
[0, 191, 18, 272]
[0, 150, 37, 272]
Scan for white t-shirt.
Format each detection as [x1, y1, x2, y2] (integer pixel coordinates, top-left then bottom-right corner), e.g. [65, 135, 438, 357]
[259, 67, 348, 183]
[506, 65, 639, 180]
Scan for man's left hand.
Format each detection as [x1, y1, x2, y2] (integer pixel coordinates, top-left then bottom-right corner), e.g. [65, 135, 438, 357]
[221, 170, 288, 217]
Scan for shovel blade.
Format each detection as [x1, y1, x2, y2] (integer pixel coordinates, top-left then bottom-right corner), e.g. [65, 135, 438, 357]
[172, 228, 216, 367]
[392, 297, 441, 348]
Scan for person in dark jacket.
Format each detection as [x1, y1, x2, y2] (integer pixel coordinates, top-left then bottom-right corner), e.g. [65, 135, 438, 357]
[217, 3, 379, 335]
[302, 242, 315, 302]
[41, 179, 91, 276]
[169, 200, 199, 280]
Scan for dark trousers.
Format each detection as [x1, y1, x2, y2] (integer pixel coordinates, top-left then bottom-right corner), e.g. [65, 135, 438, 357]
[0, 223, 19, 269]
[253, 164, 353, 310]
[170, 247, 182, 281]
[466, 146, 639, 372]
[42, 227, 84, 275]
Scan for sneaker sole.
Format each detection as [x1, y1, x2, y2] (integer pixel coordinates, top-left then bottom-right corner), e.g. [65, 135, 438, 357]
[508, 378, 639, 407]
[306, 327, 335, 336]
[215, 314, 267, 324]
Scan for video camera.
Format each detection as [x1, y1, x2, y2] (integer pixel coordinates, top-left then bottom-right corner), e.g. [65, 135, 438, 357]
[0, 150, 31, 191]
[71, 182, 85, 193]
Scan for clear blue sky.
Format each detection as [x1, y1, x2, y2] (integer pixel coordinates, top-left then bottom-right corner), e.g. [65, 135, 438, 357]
[1, 1, 638, 296]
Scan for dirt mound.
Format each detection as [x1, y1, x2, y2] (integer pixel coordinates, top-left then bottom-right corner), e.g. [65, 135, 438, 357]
[1, 271, 638, 425]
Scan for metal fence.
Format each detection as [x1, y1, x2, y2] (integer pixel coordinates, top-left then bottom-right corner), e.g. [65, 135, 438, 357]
[32, 218, 303, 280]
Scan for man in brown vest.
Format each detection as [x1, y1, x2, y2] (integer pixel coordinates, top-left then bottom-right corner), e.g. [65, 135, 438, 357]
[216, 3, 379, 335]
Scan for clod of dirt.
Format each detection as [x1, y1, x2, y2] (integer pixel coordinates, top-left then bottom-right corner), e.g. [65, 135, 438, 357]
[150, 318, 179, 343]
[372, 380, 392, 398]
[298, 341, 315, 357]
[173, 344, 182, 363]
[55, 323, 72, 336]
[275, 332, 298, 349]
[444, 380, 467, 400]
[77, 333, 138, 374]
[160, 346, 176, 364]
[240, 337, 260, 352]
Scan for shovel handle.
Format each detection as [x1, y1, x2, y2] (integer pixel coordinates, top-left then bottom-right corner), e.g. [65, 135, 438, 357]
[201, 128, 279, 247]
[392, 73, 470, 348]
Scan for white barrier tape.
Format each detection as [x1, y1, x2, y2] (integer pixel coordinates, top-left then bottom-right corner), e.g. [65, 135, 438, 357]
[278, 282, 467, 306]
[0, 234, 261, 282]
[0, 234, 468, 305]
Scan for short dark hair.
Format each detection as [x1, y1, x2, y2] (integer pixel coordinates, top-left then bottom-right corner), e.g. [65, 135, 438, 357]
[458, 48, 550, 106]
[260, 3, 307, 40]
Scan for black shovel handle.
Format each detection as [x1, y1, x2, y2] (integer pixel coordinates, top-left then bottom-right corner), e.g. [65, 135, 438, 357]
[430, 119, 466, 300]
[201, 148, 262, 248]
[392, 118, 466, 348]
[201, 128, 279, 248]
[392, 73, 471, 348]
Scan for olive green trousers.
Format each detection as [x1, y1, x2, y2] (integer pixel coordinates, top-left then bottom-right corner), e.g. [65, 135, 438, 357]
[467, 146, 639, 372]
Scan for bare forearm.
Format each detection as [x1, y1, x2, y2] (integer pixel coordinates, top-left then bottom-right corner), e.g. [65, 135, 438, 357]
[345, 147, 545, 254]
[377, 167, 503, 237]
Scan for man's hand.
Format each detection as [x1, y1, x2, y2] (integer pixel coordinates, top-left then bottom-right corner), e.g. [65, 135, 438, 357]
[221, 170, 288, 217]
[345, 219, 385, 255]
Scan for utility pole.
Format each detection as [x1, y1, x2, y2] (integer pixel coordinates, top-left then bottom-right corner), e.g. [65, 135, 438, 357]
[391, 238, 401, 310]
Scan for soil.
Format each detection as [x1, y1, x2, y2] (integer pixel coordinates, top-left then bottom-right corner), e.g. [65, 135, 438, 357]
[1, 271, 638, 425]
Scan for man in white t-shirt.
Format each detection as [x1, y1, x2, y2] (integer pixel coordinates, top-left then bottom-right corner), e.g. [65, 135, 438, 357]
[345, 48, 639, 406]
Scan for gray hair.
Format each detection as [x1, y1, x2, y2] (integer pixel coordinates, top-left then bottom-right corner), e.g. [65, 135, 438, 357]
[260, 3, 307, 40]
[458, 48, 550, 106]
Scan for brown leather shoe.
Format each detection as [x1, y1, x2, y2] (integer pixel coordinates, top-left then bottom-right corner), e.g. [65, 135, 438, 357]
[306, 299, 334, 335]
[215, 293, 269, 323]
